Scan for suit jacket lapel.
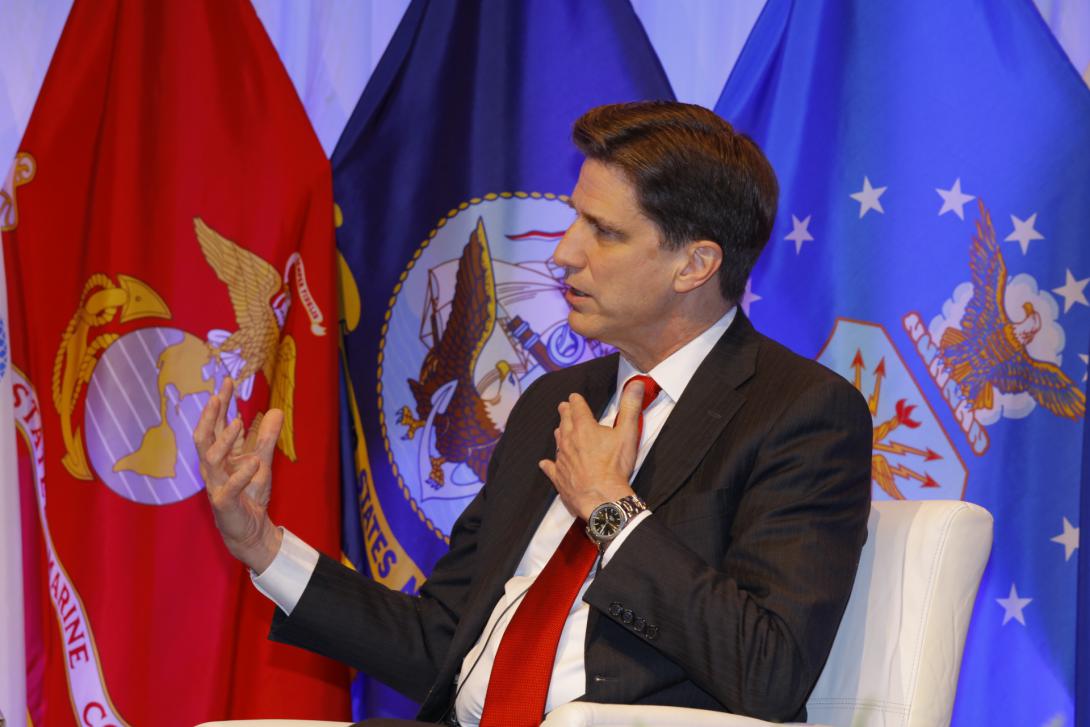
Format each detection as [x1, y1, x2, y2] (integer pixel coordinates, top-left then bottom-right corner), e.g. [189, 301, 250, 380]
[583, 352, 621, 419]
[632, 312, 760, 508]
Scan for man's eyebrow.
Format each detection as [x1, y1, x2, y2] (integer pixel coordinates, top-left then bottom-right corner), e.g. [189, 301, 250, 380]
[566, 199, 622, 233]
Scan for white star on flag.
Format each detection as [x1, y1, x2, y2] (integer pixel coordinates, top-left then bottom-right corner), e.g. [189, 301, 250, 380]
[1052, 269, 1089, 313]
[742, 279, 761, 316]
[997, 583, 1032, 626]
[850, 176, 886, 218]
[1050, 517, 1079, 561]
[785, 214, 813, 254]
[1081, 353, 1089, 382]
[936, 178, 974, 219]
[1005, 213, 1044, 254]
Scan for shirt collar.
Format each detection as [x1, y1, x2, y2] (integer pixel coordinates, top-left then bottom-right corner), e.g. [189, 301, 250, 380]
[615, 306, 737, 404]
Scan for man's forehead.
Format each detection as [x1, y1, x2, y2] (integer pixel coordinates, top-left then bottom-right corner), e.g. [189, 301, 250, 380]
[568, 159, 640, 215]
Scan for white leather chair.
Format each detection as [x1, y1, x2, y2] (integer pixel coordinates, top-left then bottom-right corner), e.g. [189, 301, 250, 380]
[542, 500, 993, 727]
[198, 500, 993, 727]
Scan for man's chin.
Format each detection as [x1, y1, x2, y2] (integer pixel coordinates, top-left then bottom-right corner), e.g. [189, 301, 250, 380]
[567, 310, 610, 347]
[566, 310, 591, 337]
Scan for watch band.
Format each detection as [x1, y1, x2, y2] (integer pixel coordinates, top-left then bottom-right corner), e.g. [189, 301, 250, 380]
[615, 494, 647, 519]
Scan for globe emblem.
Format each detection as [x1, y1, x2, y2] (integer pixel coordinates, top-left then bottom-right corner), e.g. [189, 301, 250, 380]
[84, 326, 235, 505]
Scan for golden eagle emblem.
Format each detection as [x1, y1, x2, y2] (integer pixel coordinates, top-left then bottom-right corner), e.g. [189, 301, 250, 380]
[194, 217, 298, 459]
[940, 201, 1085, 420]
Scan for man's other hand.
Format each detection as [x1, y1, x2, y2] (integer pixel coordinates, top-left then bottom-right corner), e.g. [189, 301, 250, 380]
[195, 377, 284, 573]
[539, 379, 645, 520]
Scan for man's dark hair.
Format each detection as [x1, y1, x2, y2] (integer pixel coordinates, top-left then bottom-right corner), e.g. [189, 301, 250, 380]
[572, 101, 778, 305]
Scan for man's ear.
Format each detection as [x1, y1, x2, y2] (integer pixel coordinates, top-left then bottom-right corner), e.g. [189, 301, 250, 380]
[674, 240, 723, 293]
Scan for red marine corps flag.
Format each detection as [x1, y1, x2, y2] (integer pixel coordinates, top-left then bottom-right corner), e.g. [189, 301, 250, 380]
[2, 1, 348, 724]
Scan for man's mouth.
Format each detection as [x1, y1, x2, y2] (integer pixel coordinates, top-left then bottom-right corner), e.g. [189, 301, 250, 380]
[565, 285, 589, 298]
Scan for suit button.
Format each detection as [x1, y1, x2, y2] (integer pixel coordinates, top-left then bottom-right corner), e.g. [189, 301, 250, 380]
[622, 609, 634, 624]
[609, 602, 623, 617]
[633, 617, 646, 633]
[645, 624, 659, 640]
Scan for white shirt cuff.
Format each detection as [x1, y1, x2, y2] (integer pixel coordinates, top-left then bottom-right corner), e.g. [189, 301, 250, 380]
[250, 528, 320, 616]
[600, 510, 651, 566]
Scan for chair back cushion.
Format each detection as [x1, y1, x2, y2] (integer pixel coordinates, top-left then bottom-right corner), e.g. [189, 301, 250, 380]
[804, 500, 992, 727]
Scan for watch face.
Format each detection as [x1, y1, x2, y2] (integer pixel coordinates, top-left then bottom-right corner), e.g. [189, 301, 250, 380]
[590, 504, 623, 539]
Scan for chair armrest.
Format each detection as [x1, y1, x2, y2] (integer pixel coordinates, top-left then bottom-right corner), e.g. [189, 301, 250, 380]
[541, 703, 826, 727]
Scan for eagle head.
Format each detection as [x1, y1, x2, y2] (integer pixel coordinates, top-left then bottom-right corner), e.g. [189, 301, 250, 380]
[1015, 301, 1041, 345]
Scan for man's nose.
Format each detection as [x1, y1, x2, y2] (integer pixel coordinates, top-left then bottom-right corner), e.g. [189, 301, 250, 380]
[552, 221, 584, 270]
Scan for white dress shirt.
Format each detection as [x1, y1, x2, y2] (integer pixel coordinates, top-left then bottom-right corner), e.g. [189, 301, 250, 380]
[252, 307, 736, 726]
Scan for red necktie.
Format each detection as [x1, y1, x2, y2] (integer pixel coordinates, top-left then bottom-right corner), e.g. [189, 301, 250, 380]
[479, 375, 661, 727]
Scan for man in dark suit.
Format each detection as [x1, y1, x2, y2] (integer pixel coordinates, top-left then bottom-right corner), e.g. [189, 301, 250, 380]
[197, 101, 872, 726]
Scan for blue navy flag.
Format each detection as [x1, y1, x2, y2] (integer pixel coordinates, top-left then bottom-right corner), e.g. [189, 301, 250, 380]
[332, 0, 672, 717]
[716, 1, 1090, 724]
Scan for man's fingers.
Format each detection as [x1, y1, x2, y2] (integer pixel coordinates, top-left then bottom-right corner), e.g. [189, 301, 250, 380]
[567, 393, 594, 420]
[255, 409, 284, 466]
[615, 379, 646, 438]
[219, 455, 261, 502]
[538, 459, 558, 484]
[219, 376, 235, 404]
[213, 378, 234, 437]
[232, 417, 247, 458]
[194, 393, 221, 455]
[243, 411, 264, 454]
[203, 418, 244, 483]
[556, 401, 575, 438]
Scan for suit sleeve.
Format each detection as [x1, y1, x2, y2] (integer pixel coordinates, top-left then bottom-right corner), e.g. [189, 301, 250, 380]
[265, 375, 543, 703]
[583, 376, 872, 721]
[266, 484, 483, 702]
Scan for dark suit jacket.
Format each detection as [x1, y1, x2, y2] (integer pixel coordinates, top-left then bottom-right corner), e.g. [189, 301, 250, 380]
[269, 312, 873, 723]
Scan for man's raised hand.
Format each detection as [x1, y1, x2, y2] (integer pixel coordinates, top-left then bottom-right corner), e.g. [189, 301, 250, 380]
[195, 377, 284, 573]
[538, 378, 646, 520]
